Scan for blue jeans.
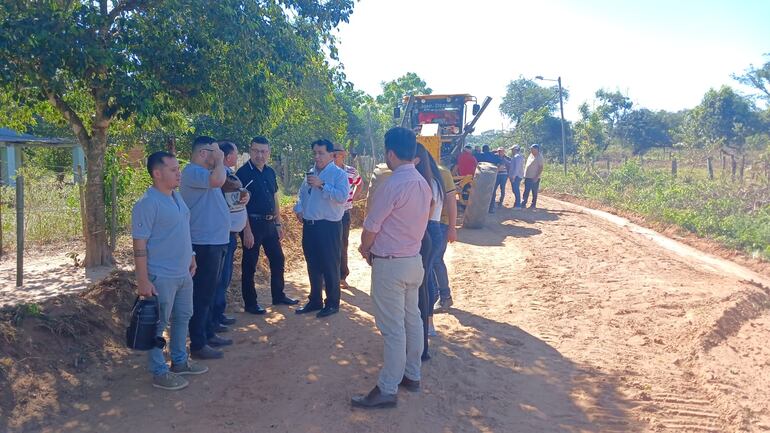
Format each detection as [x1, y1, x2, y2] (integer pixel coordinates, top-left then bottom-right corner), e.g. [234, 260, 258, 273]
[426, 221, 446, 315]
[430, 222, 451, 303]
[510, 176, 522, 207]
[209, 233, 237, 332]
[148, 274, 193, 376]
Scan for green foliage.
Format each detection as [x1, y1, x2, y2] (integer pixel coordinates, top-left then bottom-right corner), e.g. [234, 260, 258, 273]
[1, 167, 82, 247]
[544, 161, 770, 260]
[574, 105, 606, 163]
[733, 54, 770, 103]
[377, 72, 432, 111]
[500, 76, 568, 126]
[510, 106, 573, 156]
[682, 86, 760, 151]
[615, 109, 673, 155]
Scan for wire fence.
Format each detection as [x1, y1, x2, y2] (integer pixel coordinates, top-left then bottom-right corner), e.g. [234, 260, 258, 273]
[0, 154, 376, 258]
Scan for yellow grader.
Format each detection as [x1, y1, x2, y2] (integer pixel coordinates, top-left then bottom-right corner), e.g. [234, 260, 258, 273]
[395, 93, 497, 228]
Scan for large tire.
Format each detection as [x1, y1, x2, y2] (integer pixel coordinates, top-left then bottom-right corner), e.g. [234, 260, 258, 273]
[462, 162, 497, 229]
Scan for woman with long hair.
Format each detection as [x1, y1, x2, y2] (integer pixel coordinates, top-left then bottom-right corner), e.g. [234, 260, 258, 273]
[413, 143, 444, 360]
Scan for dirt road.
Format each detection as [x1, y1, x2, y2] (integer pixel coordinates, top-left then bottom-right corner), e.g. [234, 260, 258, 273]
[26, 195, 770, 433]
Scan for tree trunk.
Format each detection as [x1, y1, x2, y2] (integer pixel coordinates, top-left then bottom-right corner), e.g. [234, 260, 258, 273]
[707, 157, 714, 180]
[83, 128, 114, 267]
[671, 158, 677, 178]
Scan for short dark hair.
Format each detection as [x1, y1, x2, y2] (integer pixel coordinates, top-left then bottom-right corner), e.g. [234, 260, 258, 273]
[311, 139, 334, 153]
[384, 127, 417, 161]
[147, 151, 175, 177]
[251, 136, 269, 146]
[218, 141, 237, 156]
[482, 145, 490, 152]
[192, 136, 216, 152]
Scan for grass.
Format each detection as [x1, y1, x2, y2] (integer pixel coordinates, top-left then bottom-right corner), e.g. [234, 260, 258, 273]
[542, 160, 770, 260]
[1, 169, 82, 250]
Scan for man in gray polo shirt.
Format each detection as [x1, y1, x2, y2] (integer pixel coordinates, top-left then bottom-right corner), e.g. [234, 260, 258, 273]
[132, 151, 208, 391]
[180, 136, 232, 359]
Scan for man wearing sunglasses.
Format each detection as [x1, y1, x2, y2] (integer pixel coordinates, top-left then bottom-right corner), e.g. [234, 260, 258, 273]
[180, 136, 232, 360]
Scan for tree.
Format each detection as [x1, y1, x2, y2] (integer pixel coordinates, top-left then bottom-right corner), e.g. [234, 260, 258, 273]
[682, 86, 759, 151]
[376, 72, 432, 111]
[0, 0, 354, 266]
[574, 103, 606, 163]
[733, 55, 770, 102]
[595, 89, 633, 131]
[510, 106, 573, 156]
[616, 109, 672, 155]
[499, 76, 568, 126]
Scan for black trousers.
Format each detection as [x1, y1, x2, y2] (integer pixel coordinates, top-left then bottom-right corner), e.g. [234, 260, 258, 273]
[189, 243, 228, 351]
[302, 219, 342, 308]
[340, 210, 351, 280]
[418, 232, 432, 358]
[241, 219, 286, 308]
[522, 178, 541, 207]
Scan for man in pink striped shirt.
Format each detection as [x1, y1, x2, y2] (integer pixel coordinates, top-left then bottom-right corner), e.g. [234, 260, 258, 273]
[333, 145, 363, 289]
[352, 127, 432, 409]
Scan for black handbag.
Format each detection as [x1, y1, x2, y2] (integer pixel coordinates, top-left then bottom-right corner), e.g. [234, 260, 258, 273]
[125, 296, 166, 350]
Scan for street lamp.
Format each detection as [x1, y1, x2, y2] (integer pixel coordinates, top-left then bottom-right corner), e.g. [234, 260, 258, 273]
[535, 75, 567, 174]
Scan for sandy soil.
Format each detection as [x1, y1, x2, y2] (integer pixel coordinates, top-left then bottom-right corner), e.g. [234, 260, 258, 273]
[0, 243, 116, 308]
[7, 193, 770, 433]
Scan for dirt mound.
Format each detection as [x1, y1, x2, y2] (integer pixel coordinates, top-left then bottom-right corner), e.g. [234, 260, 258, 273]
[0, 203, 338, 430]
[0, 269, 136, 431]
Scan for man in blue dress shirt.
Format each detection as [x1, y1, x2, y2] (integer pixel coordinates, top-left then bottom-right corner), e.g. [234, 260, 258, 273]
[293, 139, 350, 318]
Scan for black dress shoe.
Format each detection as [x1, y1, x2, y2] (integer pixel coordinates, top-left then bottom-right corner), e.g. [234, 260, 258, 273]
[207, 335, 233, 347]
[215, 324, 229, 333]
[272, 296, 299, 306]
[399, 376, 421, 392]
[220, 316, 236, 325]
[295, 303, 323, 314]
[190, 345, 224, 360]
[245, 305, 266, 315]
[351, 386, 397, 409]
[316, 306, 339, 318]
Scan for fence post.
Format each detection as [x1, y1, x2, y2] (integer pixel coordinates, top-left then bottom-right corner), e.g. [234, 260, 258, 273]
[110, 174, 117, 250]
[606, 159, 610, 173]
[731, 155, 737, 181]
[0, 159, 3, 260]
[281, 152, 289, 186]
[671, 158, 677, 178]
[15, 145, 23, 287]
[739, 155, 745, 183]
[77, 165, 88, 243]
[707, 157, 714, 180]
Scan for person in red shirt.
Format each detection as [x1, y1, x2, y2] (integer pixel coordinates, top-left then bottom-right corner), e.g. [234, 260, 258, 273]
[455, 145, 478, 176]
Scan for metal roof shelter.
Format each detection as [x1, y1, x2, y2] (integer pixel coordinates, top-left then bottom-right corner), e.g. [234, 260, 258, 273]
[0, 128, 80, 286]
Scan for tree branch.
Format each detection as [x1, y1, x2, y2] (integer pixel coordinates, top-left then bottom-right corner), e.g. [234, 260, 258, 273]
[46, 90, 92, 147]
[107, 0, 144, 22]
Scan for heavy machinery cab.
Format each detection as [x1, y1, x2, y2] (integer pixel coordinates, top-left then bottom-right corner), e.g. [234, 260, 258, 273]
[396, 93, 488, 165]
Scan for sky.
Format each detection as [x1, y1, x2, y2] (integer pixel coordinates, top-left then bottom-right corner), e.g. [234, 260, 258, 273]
[334, 0, 770, 133]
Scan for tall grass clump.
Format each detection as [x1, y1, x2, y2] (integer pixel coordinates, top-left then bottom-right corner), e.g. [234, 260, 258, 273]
[544, 160, 770, 260]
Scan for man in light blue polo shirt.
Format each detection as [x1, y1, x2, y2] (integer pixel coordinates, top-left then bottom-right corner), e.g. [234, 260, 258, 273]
[180, 136, 232, 360]
[293, 139, 349, 318]
[132, 151, 207, 391]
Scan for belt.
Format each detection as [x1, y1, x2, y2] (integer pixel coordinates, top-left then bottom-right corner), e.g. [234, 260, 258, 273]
[303, 219, 332, 225]
[371, 253, 419, 260]
[249, 214, 275, 221]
